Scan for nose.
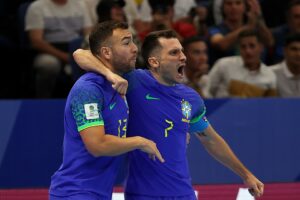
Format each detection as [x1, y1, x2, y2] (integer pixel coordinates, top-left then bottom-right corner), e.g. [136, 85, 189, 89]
[132, 43, 138, 54]
[180, 51, 187, 62]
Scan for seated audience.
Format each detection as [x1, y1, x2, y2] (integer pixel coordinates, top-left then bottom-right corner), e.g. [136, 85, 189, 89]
[207, 29, 277, 98]
[25, 0, 93, 98]
[271, 33, 300, 97]
[209, 0, 273, 66]
[138, 0, 197, 42]
[270, 0, 300, 65]
[182, 36, 209, 97]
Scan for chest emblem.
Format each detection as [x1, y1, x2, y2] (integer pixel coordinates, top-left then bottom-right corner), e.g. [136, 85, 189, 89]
[181, 100, 191, 121]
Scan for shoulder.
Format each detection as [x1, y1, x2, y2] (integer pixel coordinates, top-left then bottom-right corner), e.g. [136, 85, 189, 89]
[178, 84, 204, 103]
[125, 69, 151, 80]
[74, 72, 107, 90]
[28, 0, 45, 7]
[69, 0, 88, 8]
[27, 0, 45, 12]
[260, 63, 276, 74]
[213, 56, 241, 68]
[68, 73, 107, 103]
[269, 62, 284, 71]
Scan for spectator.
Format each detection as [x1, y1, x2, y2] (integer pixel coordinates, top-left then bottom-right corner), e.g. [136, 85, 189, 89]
[138, 0, 197, 42]
[209, 0, 273, 66]
[96, 0, 126, 23]
[83, 0, 100, 25]
[271, 33, 300, 97]
[207, 29, 277, 98]
[173, 0, 197, 21]
[183, 36, 209, 97]
[123, 0, 152, 34]
[270, 0, 300, 65]
[25, 0, 93, 98]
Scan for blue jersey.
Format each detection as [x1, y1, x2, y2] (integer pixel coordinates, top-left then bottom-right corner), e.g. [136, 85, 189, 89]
[50, 72, 128, 199]
[124, 70, 209, 197]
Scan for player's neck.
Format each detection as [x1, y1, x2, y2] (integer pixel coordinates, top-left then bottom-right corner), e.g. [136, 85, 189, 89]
[99, 58, 122, 76]
[149, 68, 176, 86]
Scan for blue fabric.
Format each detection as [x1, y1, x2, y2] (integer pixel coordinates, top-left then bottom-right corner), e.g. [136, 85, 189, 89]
[124, 70, 206, 196]
[49, 72, 128, 198]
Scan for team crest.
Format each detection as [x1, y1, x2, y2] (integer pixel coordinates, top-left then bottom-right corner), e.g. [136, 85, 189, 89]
[181, 100, 191, 121]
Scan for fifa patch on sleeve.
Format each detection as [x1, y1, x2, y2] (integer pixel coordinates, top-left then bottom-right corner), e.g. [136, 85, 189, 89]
[84, 103, 99, 120]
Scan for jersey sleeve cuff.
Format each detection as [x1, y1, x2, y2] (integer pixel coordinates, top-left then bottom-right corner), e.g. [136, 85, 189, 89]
[189, 109, 209, 134]
[78, 120, 104, 132]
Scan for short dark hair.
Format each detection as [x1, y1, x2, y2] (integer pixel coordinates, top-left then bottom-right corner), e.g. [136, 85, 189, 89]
[238, 29, 263, 44]
[284, 33, 300, 46]
[97, 0, 126, 22]
[141, 29, 177, 68]
[89, 21, 128, 56]
[182, 36, 207, 49]
[148, 0, 175, 15]
[287, 0, 300, 18]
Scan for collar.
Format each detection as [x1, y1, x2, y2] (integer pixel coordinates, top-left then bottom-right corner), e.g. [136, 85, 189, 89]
[282, 61, 296, 78]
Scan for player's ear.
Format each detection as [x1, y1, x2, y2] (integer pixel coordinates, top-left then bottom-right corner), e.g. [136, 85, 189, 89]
[100, 46, 112, 59]
[148, 56, 159, 69]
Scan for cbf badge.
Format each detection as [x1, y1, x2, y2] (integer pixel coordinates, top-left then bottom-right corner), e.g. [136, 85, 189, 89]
[181, 100, 191, 122]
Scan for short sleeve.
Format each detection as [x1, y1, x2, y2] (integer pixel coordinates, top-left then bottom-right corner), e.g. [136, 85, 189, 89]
[209, 26, 221, 36]
[25, 2, 44, 30]
[189, 95, 209, 133]
[70, 83, 104, 132]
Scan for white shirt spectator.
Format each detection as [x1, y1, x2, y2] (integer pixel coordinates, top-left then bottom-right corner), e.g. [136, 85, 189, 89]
[174, 0, 197, 20]
[271, 61, 300, 97]
[26, 0, 93, 43]
[207, 56, 277, 98]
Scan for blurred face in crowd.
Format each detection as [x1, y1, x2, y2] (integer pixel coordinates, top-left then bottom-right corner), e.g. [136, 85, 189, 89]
[288, 5, 300, 33]
[184, 41, 208, 75]
[284, 41, 300, 70]
[151, 38, 187, 86]
[111, 6, 126, 22]
[223, 0, 246, 22]
[109, 28, 138, 74]
[239, 36, 263, 69]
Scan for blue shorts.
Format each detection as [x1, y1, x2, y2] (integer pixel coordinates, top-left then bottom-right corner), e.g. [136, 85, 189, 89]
[49, 192, 108, 200]
[125, 193, 197, 200]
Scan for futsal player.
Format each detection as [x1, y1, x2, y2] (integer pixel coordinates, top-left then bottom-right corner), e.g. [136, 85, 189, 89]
[74, 29, 264, 199]
[49, 21, 164, 200]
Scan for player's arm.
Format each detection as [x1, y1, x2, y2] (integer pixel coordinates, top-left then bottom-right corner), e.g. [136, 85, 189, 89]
[80, 126, 164, 162]
[194, 125, 264, 197]
[73, 49, 128, 96]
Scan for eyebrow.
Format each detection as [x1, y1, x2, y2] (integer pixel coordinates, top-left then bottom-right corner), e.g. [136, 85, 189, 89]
[121, 36, 132, 42]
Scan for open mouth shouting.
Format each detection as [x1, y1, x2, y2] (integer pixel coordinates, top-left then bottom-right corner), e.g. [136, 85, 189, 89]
[176, 64, 185, 79]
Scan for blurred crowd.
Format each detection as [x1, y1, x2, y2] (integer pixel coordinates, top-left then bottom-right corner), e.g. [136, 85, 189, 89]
[0, 0, 300, 98]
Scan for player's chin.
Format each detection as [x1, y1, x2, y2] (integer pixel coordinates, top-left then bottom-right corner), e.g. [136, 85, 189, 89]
[128, 61, 136, 69]
[174, 75, 184, 84]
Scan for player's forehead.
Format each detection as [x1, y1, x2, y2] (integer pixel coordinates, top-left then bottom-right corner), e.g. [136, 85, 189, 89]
[158, 38, 183, 52]
[112, 28, 132, 41]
